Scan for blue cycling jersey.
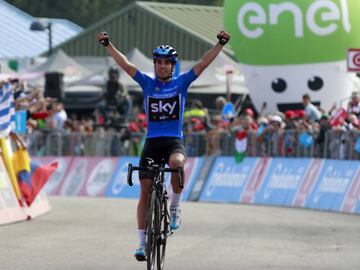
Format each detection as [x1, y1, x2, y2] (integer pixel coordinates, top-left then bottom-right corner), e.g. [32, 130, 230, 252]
[133, 69, 197, 139]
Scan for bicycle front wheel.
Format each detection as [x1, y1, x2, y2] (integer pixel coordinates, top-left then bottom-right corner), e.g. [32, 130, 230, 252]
[157, 196, 168, 270]
[147, 190, 160, 270]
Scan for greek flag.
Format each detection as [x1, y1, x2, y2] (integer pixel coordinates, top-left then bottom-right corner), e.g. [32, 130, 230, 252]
[0, 82, 16, 138]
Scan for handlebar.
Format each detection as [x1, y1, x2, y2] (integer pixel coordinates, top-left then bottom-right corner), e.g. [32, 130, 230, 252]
[127, 163, 184, 188]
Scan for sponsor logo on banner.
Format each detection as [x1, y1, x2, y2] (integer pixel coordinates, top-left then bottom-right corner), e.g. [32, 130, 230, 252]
[347, 48, 360, 72]
[240, 158, 269, 203]
[85, 159, 115, 196]
[305, 160, 358, 211]
[200, 157, 257, 203]
[43, 158, 69, 195]
[293, 159, 323, 207]
[254, 159, 309, 206]
[60, 159, 88, 196]
[105, 157, 140, 198]
[341, 167, 360, 213]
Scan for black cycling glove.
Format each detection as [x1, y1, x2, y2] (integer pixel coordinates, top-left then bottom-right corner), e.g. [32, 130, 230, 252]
[99, 33, 110, 46]
[217, 33, 229, 45]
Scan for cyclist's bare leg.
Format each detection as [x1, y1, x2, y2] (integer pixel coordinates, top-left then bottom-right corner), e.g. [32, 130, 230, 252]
[168, 153, 185, 229]
[169, 152, 186, 194]
[137, 178, 153, 229]
[134, 178, 152, 259]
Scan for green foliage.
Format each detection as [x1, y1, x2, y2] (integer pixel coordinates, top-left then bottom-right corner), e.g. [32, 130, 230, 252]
[5, 0, 222, 27]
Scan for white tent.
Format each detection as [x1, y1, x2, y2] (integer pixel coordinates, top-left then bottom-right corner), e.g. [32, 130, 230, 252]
[27, 49, 91, 85]
[65, 48, 248, 95]
[182, 51, 247, 94]
[119, 48, 154, 87]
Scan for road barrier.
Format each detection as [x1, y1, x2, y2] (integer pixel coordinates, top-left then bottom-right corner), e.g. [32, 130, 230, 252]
[32, 156, 360, 215]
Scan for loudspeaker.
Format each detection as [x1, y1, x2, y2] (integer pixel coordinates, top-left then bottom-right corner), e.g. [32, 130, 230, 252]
[45, 72, 64, 100]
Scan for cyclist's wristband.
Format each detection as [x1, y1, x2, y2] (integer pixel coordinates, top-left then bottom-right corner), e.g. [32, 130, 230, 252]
[217, 34, 229, 45]
[100, 38, 109, 46]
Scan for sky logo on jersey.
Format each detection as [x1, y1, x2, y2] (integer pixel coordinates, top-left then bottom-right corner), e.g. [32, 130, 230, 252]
[148, 95, 180, 121]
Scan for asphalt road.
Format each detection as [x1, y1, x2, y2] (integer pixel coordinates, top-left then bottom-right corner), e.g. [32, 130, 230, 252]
[1, 197, 360, 270]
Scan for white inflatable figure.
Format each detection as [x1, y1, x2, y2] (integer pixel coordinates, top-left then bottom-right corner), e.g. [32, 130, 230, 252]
[225, 0, 360, 113]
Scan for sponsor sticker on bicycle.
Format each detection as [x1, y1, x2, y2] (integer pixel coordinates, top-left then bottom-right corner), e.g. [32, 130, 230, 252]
[347, 48, 360, 72]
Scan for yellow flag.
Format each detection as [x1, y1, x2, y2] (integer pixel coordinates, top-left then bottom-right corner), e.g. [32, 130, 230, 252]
[0, 138, 22, 201]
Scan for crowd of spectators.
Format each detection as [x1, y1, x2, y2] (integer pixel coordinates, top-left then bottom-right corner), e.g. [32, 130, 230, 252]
[2, 64, 360, 159]
[182, 92, 360, 159]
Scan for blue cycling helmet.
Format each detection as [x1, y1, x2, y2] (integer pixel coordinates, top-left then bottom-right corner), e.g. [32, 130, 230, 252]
[152, 45, 178, 63]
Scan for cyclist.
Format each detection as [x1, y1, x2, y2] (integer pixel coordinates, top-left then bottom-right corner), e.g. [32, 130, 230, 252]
[97, 30, 231, 261]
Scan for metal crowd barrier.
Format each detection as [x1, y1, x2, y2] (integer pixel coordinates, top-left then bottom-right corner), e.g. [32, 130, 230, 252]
[26, 129, 360, 160]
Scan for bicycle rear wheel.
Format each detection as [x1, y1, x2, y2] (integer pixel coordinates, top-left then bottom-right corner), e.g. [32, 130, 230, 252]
[157, 196, 168, 270]
[147, 190, 160, 270]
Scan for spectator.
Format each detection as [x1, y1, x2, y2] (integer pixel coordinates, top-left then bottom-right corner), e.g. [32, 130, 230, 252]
[184, 100, 210, 133]
[205, 114, 224, 156]
[346, 114, 360, 131]
[256, 114, 285, 156]
[49, 102, 67, 131]
[297, 119, 314, 157]
[302, 94, 321, 123]
[316, 114, 332, 157]
[347, 91, 360, 117]
[215, 95, 236, 123]
[97, 67, 133, 125]
[244, 108, 258, 130]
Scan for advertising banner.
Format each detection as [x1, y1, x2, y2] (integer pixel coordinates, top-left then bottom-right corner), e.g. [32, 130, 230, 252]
[77, 158, 118, 197]
[254, 158, 310, 206]
[58, 157, 117, 197]
[224, 0, 360, 113]
[240, 158, 269, 203]
[347, 48, 360, 72]
[105, 157, 141, 199]
[199, 157, 258, 203]
[305, 160, 359, 211]
[341, 167, 360, 213]
[58, 158, 90, 196]
[293, 159, 323, 207]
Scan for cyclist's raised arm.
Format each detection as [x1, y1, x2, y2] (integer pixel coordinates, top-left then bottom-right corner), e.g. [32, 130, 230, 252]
[96, 31, 137, 78]
[193, 30, 231, 77]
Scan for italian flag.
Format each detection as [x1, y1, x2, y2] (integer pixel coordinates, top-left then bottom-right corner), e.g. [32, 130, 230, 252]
[235, 131, 247, 163]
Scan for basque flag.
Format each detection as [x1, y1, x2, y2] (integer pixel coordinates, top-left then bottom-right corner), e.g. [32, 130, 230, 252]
[17, 161, 58, 206]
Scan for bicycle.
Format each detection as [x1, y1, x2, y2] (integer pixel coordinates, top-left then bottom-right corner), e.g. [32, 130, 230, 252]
[127, 160, 184, 270]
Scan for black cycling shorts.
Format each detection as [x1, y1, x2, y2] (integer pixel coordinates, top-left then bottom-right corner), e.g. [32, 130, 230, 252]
[139, 137, 187, 180]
